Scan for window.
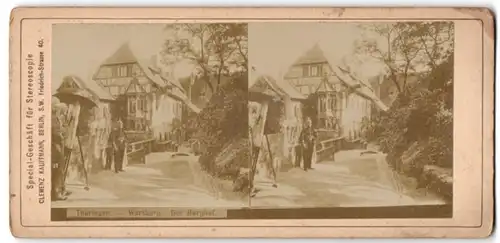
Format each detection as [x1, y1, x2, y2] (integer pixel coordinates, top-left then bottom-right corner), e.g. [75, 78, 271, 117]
[120, 65, 128, 77]
[178, 103, 183, 117]
[114, 65, 128, 77]
[137, 98, 142, 113]
[127, 119, 135, 130]
[302, 64, 323, 77]
[311, 66, 318, 76]
[320, 98, 328, 112]
[302, 65, 309, 77]
[128, 97, 137, 114]
[138, 96, 147, 112]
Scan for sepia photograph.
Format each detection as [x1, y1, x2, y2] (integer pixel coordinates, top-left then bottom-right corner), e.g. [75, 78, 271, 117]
[50, 23, 250, 210]
[248, 22, 454, 211]
[9, 7, 493, 238]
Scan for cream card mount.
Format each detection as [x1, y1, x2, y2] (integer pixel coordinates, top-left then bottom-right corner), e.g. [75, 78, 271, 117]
[9, 7, 494, 238]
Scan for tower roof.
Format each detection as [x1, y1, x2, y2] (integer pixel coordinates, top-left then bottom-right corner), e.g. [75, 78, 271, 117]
[125, 78, 146, 94]
[315, 77, 336, 93]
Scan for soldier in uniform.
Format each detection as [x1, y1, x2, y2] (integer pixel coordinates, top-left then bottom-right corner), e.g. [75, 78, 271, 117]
[113, 128, 127, 173]
[299, 117, 317, 171]
[104, 127, 115, 170]
[113, 119, 127, 173]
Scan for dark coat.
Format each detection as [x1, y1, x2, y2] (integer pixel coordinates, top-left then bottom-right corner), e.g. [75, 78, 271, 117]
[299, 126, 317, 150]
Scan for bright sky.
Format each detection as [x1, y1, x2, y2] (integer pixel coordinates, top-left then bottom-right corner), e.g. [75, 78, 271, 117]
[52, 24, 193, 93]
[249, 22, 386, 86]
[52, 23, 388, 93]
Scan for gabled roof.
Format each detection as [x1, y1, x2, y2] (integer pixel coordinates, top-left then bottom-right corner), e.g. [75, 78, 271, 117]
[250, 68, 306, 100]
[250, 75, 281, 99]
[58, 75, 115, 101]
[249, 75, 306, 100]
[148, 56, 186, 93]
[332, 66, 389, 112]
[285, 43, 389, 112]
[96, 42, 165, 89]
[165, 86, 201, 113]
[94, 42, 202, 112]
[292, 43, 329, 66]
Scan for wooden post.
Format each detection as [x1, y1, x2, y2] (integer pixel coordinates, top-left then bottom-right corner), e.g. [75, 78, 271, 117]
[61, 101, 80, 186]
[265, 134, 277, 186]
[76, 135, 90, 190]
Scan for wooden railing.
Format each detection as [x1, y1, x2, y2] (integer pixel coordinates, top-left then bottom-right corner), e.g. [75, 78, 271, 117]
[183, 139, 202, 155]
[315, 136, 344, 162]
[126, 138, 155, 165]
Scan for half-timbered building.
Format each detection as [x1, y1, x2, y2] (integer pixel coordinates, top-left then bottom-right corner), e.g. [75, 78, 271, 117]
[283, 43, 388, 143]
[92, 43, 199, 145]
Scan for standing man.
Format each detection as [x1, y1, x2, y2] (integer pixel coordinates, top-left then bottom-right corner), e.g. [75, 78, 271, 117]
[299, 117, 317, 171]
[113, 121, 127, 173]
[104, 126, 115, 170]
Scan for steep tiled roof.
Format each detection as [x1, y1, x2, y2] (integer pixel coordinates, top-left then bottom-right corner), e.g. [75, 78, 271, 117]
[58, 75, 115, 101]
[332, 66, 389, 112]
[292, 43, 329, 65]
[250, 71, 306, 100]
[97, 42, 165, 88]
[284, 43, 389, 111]
[101, 43, 139, 65]
[96, 42, 200, 112]
[166, 86, 201, 113]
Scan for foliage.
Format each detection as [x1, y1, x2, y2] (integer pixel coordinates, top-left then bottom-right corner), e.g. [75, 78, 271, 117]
[362, 45, 453, 206]
[356, 21, 454, 174]
[188, 72, 249, 179]
[160, 23, 248, 94]
[369, 85, 453, 175]
[356, 22, 454, 94]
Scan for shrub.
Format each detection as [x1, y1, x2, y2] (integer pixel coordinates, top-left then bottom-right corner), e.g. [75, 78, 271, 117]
[189, 72, 249, 179]
[369, 85, 452, 168]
